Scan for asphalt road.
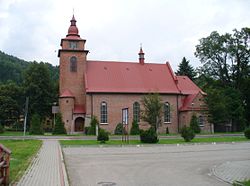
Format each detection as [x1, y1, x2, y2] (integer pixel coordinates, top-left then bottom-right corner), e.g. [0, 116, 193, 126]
[63, 142, 250, 186]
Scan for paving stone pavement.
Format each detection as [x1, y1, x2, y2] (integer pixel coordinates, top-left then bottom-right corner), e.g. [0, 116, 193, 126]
[17, 140, 69, 186]
[213, 160, 250, 184]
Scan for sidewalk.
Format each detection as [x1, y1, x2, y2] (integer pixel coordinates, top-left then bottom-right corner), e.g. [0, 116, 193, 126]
[213, 160, 250, 184]
[17, 140, 69, 186]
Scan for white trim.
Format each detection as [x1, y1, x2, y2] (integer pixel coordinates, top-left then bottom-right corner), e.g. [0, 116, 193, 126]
[164, 122, 171, 124]
[100, 123, 109, 125]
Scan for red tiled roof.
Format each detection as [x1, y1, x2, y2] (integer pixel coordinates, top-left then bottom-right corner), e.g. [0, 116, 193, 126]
[86, 61, 180, 93]
[176, 76, 206, 95]
[179, 94, 198, 111]
[74, 104, 85, 114]
[60, 89, 74, 98]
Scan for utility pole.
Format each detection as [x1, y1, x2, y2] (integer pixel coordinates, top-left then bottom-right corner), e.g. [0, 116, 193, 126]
[23, 97, 29, 137]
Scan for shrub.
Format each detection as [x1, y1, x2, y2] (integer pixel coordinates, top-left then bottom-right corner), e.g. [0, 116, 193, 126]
[29, 113, 44, 135]
[140, 127, 159, 143]
[130, 120, 140, 135]
[114, 123, 123, 135]
[84, 126, 90, 135]
[166, 127, 169, 134]
[97, 128, 109, 143]
[180, 125, 195, 142]
[0, 123, 4, 133]
[87, 116, 99, 135]
[190, 114, 201, 133]
[53, 113, 66, 135]
[244, 128, 250, 139]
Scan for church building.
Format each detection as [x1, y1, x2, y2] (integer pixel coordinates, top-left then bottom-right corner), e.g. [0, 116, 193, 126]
[58, 15, 210, 134]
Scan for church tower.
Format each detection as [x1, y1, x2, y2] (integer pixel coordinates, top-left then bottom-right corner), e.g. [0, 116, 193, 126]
[58, 15, 88, 133]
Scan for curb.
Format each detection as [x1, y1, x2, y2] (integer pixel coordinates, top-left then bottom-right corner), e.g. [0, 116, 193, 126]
[58, 142, 69, 186]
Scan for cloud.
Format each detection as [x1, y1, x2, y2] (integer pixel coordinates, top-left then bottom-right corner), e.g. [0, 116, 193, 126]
[0, 0, 249, 70]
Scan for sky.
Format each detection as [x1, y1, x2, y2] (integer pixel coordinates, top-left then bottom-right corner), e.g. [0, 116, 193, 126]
[0, 0, 249, 70]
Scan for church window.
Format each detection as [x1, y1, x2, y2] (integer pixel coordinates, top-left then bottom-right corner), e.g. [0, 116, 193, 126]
[133, 102, 140, 122]
[70, 56, 77, 72]
[198, 115, 204, 126]
[69, 41, 77, 49]
[164, 102, 171, 123]
[100, 101, 108, 123]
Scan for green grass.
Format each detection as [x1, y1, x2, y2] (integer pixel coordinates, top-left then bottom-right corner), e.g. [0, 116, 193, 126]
[60, 136, 250, 146]
[0, 131, 28, 136]
[234, 180, 250, 186]
[0, 140, 42, 183]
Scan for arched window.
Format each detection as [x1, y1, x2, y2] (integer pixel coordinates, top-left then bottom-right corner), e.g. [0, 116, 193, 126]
[133, 102, 140, 122]
[164, 102, 170, 123]
[198, 115, 204, 126]
[70, 56, 77, 72]
[100, 101, 108, 123]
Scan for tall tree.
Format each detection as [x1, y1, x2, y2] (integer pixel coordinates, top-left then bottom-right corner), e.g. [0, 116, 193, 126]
[195, 27, 250, 130]
[141, 93, 163, 132]
[23, 62, 54, 120]
[176, 57, 196, 80]
[0, 81, 23, 126]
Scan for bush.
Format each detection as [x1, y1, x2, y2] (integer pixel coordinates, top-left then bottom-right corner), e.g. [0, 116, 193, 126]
[130, 120, 140, 135]
[0, 123, 4, 134]
[166, 127, 169, 134]
[29, 113, 44, 135]
[97, 128, 109, 143]
[87, 116, 99, 135]
[114, 123, 123, 135]
[140, 127, 159, 143]
[190, 114, 201, 133]
[53, 113, 66, 135]
[244, 128, 250, 139]
[180, 125, 195, 142]
[84, 126, 90, 135]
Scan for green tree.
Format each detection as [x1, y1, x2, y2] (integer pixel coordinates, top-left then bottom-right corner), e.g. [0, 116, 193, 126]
[23, 62, 55, 119]
[0, 81, 23, 127]
[141, 93, 163, 133]
[130, 120, 140, 135]
[53, 113, 66, 135]
[190, 114, 201, 133]
[195, 27, 250, 130]
[87, 116, 98, 135]
[29, 113, 44, 135]
[176, 57, 196, 80]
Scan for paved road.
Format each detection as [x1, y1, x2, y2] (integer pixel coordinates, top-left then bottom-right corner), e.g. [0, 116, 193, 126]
[63, 142, 250, 186]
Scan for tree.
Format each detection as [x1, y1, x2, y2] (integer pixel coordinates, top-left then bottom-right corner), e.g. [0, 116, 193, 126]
[176, 57, 196, 80]
[130, 120, 140, 135]
[53, 113, 66, 135]
[141, 93, 163, 132]
[29, 113, 44, 135]
[87, 116, 98, 135]
[23, 62, 55, 119]
[0, 81, 23, 127]
[190, 114, 201, 133]
[195, 27, 250, 130]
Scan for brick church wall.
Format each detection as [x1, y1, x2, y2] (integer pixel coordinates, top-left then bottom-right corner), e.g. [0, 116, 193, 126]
[86, 93, 179, 134]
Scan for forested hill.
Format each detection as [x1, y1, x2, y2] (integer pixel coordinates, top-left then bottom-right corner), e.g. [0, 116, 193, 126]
[0, 50, 59, 84]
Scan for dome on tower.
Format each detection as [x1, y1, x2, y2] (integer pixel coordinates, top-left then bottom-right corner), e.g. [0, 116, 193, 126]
[67, 15, 79, 36]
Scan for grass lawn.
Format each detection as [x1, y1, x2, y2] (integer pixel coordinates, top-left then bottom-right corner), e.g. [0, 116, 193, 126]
[60, 136, 250, 146]
[0, 140, 42, 183]
[234, 180, 250, 186]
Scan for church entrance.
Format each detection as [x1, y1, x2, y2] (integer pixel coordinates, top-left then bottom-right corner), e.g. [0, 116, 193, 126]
[74, 117, 85, 132]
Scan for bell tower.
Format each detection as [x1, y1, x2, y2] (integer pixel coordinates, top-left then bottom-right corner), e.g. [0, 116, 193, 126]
[58, 15, 88, 133]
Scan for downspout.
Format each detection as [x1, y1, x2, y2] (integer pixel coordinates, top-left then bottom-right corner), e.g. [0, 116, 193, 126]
[91, 93, 93, 117]
[177, 95, 180, 133]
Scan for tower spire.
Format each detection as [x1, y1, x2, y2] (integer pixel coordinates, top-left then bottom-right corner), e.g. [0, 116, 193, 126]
[67, 14, 79, 36]
[138, 44, 145, 65]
